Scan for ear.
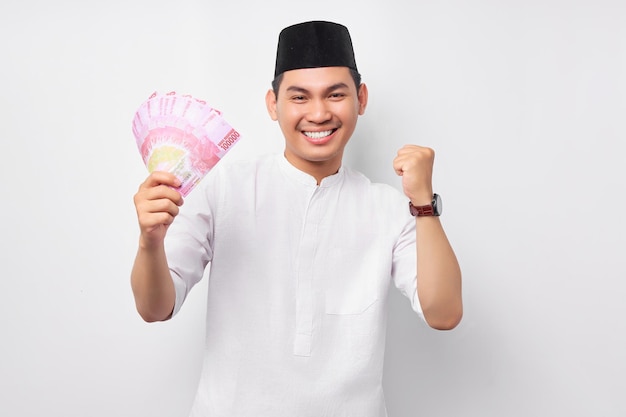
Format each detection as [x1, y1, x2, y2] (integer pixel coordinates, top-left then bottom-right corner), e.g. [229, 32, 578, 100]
[357, 83, 368, 115]
[265, 89, 278, 121]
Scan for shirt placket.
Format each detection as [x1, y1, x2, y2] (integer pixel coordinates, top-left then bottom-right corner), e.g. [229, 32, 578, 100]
[293, 187, 321, 357]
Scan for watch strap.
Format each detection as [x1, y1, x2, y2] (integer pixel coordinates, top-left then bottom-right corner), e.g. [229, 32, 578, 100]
[409, 193, 441, 217]
[409, 201, 436, 216]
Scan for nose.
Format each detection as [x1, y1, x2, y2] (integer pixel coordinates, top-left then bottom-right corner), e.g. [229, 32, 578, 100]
[306, 99, 331, 124]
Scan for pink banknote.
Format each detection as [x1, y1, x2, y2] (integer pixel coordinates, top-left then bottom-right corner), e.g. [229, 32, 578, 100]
[132, 91, 241, 196]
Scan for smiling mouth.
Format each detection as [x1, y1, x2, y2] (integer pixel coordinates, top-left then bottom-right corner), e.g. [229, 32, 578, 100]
[302, 129, 336, 139]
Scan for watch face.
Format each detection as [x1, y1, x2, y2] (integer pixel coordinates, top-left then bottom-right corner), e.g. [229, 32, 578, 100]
[433, 193, 442, 216]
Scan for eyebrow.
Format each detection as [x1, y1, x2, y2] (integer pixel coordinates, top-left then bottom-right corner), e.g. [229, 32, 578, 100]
[285, 82, 350, 95]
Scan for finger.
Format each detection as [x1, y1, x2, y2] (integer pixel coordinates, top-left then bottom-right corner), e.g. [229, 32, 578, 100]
[134, 195, 182, 236]
[393, 153, 419, 174]
[147, 184, 184, 206]
[136, 199, 180, 230]
[396, 144, 422, 155]
[136, 194, 182, 219]
[141, 193, 180, 213]
[140, 171, 182, 190]
[393, 164, 406, 176]
[392, 155, 407, 176]
[396, 144, 435, 159]
[397, 149, 435, 168]
[138, 211, 177, 235]
[136, 182, 184, 207]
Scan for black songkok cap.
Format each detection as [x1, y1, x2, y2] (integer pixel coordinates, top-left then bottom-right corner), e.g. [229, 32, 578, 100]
[274, 21, 359, 78]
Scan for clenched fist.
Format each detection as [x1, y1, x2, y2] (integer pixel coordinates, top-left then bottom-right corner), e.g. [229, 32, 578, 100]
[393, 145, 435, 206]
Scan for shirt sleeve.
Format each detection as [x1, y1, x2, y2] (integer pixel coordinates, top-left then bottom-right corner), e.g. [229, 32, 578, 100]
[164, 174, 218, 316]
[391, 208, 425, 320]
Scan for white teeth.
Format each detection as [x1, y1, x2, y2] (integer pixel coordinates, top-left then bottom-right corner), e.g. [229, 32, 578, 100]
[303, 130, 333, 139]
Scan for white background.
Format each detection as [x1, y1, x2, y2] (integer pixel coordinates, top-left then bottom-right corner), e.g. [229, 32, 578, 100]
[1, 1, 625, 416]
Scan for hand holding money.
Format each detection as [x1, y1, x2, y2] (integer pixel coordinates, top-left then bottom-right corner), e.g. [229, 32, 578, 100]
[134, 171, 184, 250]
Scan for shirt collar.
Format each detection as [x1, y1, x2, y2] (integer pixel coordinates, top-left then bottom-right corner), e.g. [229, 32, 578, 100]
[277, 153, 345, 188]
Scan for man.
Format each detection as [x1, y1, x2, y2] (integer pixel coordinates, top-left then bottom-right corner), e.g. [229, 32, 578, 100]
[131, 21, 462, 416]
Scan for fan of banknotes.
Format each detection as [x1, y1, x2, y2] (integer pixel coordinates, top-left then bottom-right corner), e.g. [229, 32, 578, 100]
[132, 91, 241, 196]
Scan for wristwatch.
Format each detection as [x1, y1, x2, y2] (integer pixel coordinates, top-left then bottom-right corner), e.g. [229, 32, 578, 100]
[409, 193, 442, 217]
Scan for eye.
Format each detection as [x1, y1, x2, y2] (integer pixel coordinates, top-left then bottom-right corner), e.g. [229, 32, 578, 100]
[290, 95, 307, 102]
[329, 92, 346, 100]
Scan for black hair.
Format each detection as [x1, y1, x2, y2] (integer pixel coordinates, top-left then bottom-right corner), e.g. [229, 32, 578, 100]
[271, 69, 362, 97]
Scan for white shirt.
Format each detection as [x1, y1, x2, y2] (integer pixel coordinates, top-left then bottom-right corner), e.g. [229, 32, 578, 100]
[166, 153, 423, 417]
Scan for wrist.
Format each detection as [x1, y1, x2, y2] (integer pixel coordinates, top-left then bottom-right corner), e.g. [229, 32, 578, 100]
[408, 189, 434, 206]
[139, 234, 166, 252]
